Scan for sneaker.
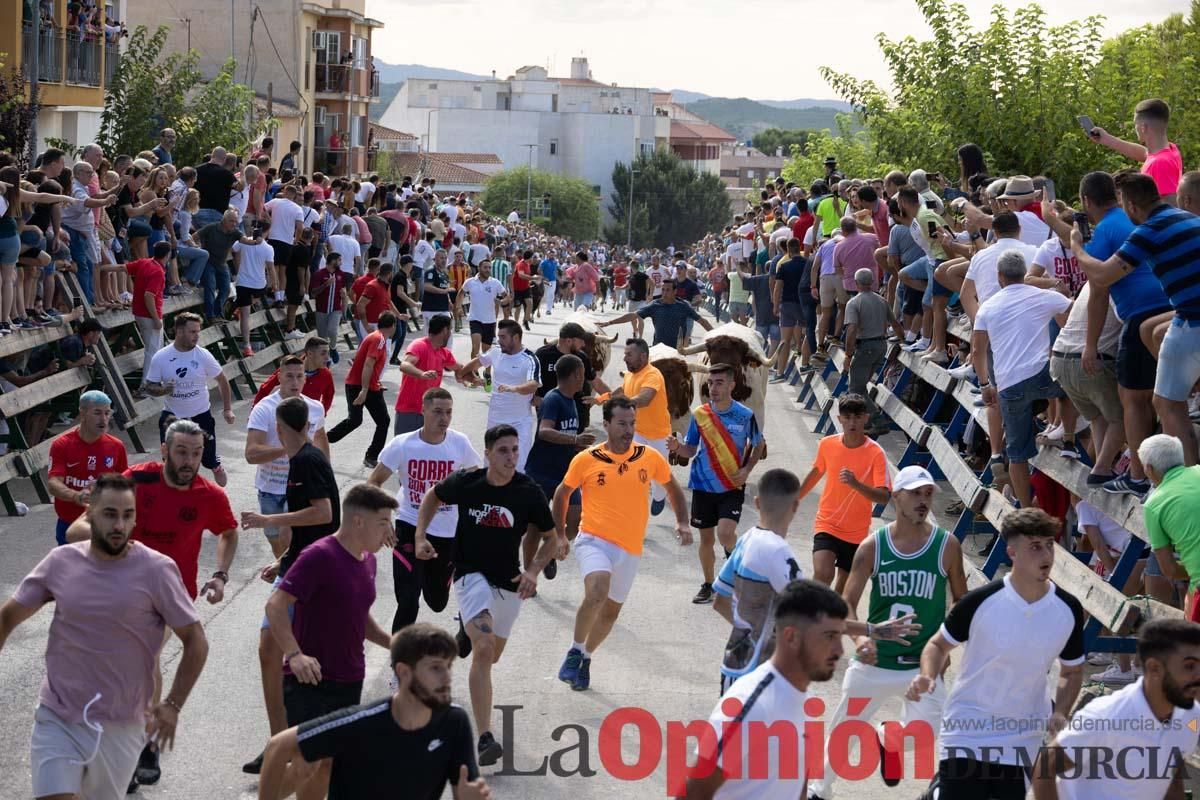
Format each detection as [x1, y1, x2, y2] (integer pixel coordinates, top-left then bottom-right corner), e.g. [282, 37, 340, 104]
[284, 329, 305, 340]
[920, 350, 949, 365]
[524, 320, 531, 331]
[975, 533, 999, 557]
[543, 559, 557, 580]
[650, 497, 666, 516]
[1040, 423, 1064, 442]
[478, 732, 503, 767]
[1086, 652, 1113, 667]
[947, 362, 976, 380]
[769, 374, 788, 384]
[692, 582, 714, 604]
[455, 615, 473, 659]
[1086, 472, 1115, 487]
[330, 349, 340, 364]
[241, 752, 264, 775]
[571, 657, 592, 691]
[13, 318, 36, 330]
[166, 284, 189, 296]
[558, 647, 584, 684]
[989, 457, 1010, 486]
[212, 466, 228, 488]
[903, 337, 930, 352]
[1102, 473, 1150, 499]
[1059, 441, 1082, 460]
[13, 501, 27, 516]
[134, 744, 161, 785]
[798, 364, 816, 375]
[1096, 663, 1137, 684]
[364, 456, 378, 469]
[127, 775, 139, 794]
[241, 345, 254, 357]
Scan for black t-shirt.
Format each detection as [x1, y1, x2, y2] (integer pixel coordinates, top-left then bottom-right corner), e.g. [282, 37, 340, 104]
[435, 469, 554, 588]
[296, 698, 477, 800]
[288, 243, 312, 273]
[535, 342, 597, 427]
[627, 271, 650, 301]
[195, 162, 236, 212]
[775, 255, 809, 302]
[675, 278, 701, 302]
[281, 443, 341, 575]
[422, 267, 450, 312]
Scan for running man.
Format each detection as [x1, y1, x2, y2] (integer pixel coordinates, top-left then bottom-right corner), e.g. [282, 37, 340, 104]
[415, 424, 558, 766]
[263, 483, 397, 800]
[326, 311, 397, 468]
[252, 336, 335, 414]
[47, 390, 128, 546]
[393, 314, 481, 435]
[797, 393, 891, 591]
[908, 507, 1085, 800]
[456, 258, 509, 365]
[808, 465, 968, 800]
[369, 387, 482, 632]
[477, 319, 540, 471]
[145, 311, 236, 487]
[257, 623, 490, 800]
[555, 397, 691, 691]
[668, 363, 765, 604]
[0, 474, 208, 800]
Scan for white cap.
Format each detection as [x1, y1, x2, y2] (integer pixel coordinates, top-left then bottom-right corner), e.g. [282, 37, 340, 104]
[893, 465, 936, 492]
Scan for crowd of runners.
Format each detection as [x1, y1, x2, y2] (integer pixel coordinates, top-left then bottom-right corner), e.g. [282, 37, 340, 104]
[4, 91, 1200, 800]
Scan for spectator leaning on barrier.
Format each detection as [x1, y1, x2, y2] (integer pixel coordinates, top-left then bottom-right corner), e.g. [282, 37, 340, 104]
[843, 268, 905, 435]
[971, 249, 1071, 509]
[1139, 434, 1200, 619]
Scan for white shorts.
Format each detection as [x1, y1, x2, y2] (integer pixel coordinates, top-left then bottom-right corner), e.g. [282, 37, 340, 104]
[31, 704, 146, 799]
[575, 532, 641, 604]
[454, 572, 523, 639]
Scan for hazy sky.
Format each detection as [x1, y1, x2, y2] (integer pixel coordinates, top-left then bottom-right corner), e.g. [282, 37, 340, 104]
[365, 0, 1186, 100]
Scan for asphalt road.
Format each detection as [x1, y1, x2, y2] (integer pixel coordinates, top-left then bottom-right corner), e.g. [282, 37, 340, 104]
[0, 304, 1061, 799]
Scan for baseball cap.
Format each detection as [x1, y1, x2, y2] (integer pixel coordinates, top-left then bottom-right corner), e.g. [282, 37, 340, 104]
[893, 466, 936, 492]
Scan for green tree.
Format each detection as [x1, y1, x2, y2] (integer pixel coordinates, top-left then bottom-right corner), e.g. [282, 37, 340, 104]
[781, 118, 902, 188]
[750, 128, 814, 158]
[604, 150, 730, 249]
[0, 64, 41, 168]
[481, 167, 600, 241]
[172, 61, 270, 167]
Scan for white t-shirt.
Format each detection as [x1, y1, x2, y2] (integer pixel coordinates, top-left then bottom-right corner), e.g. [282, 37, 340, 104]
[229, 185, 249, 219]
[1075, 500, 1133, 556]
[964, 238, 1038, 306]
[1052, 281, 1122, 356]
[469, 242, 490, 266]
[477, 348, 539, 424]
[354, 182, 376, 204]
[264, 198, 305, 245]
[697, 661, 809, 800]
[648, 266, 671, 297]
[769, 225, 794, 245]
[975, 283, 1071, 389]
[413, 240, 436, 270]
[1015, 209, 1052, 247]
[247, 392, 326, 494]
[233, 240, 273, 289]
[1056, 678, 1200, 800]
[507, 211, 519, 223]
[1032, 237, 1085, 295]
[146, 343, 223, 418]
[462, 277, 506, 324]
[736, 222, 756, 257]
[451, 222, 467, 242]
[328, 234, 361, 274]
[444, 204, 459, 225]
[378, 429, 482, 536]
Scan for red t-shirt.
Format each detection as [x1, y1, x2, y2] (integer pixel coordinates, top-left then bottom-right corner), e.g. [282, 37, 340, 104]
[513, 260, 532, 291]
[350, 273, 374, 318]
[126, 258, 165, 318]
[1143, 142, 1183, 197]
[360, 279, 391, 324]
[792, 211, 815, 244]
[252, 367, 336, 412]
[394, 337, 458, 413]
[305, 183, 326, 202]
[125, 461, 237, 599]
[47, 428, 129, 523]
[613, 264, 630, 288]
[346, 329, 390, 390]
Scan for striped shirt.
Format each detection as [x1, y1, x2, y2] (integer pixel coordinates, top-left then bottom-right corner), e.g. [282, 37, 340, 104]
[1116, 204, 1200, 321]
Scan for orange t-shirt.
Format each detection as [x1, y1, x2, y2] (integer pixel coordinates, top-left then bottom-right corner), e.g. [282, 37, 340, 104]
[562, 444, 672, 555]
[812, 434, 890, 543]
[623, 364, 672, 440]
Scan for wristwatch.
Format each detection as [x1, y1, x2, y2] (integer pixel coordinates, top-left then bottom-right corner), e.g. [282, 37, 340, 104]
[211, 570, 229, 583]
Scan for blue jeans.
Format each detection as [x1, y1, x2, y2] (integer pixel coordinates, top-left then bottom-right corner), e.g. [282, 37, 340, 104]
[203, 263, 231, 319]
[67, 226, 94, 303]
[800, 290, 819, 353]
[258, 490, 288, 541]
[998, 362, 1057, 464]
[193, 208, 224, 230]
[177, 245, 208, 284]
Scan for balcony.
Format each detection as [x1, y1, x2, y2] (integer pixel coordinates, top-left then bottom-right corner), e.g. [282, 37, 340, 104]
[64, 30, 102, 86]
[21, 23, 64, 83]
[314, 63, 377, 97]
[20, 23, 113, 89]
[370, 70, 380, 98]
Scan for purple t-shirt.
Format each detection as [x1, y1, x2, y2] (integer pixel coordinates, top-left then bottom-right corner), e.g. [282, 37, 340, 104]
[279, 535, 377, 683]
[833, 232, 880, 291]
[13, 541, 198, 724]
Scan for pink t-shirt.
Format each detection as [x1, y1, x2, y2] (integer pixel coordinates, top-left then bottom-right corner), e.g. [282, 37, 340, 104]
[574, 261, 600, 294]
[1143, 142, 1183, 197]
[833, 231, 881, 291]
[395, 336, 458, 413]
[12, 541, 198, 723]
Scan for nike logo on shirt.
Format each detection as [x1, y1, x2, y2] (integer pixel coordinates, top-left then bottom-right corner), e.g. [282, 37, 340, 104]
[427, 739, 443, 752]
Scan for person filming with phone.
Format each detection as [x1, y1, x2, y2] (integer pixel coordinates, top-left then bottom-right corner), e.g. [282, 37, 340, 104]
[1082, 99, 1184, 206]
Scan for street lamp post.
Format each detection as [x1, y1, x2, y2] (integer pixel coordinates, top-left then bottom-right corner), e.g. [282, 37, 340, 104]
[522, 144, 538, 220]
[626, 166, 640, 248]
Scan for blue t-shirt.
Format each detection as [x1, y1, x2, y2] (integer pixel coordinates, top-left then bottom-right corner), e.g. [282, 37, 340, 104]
[1088, 207, 1168, 320]
[540, 258, 559, 281]
[1117, 204, 1200, 322]
[637, 299, 701, 347]
[683, 400, 764, 493]
[525, 388, 579, 484]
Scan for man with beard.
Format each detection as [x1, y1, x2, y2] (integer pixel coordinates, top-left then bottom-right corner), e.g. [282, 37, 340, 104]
[261, 483, 398, 800]
[808, 466, 968, 800]
[1032, 618, 1200, 800]
[907, 508, 1085, 799]
[534, 321, 610, 429]
[47, 390, 129, 545]
[416, 424, 557, 766]
[66, 418, 237, 789]
[2, 474, 208, 800]
[256, 623, 490, 800]
[682, 580, 848, 799]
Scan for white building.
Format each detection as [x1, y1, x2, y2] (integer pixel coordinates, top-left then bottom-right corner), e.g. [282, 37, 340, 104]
[379, 57, 669, 210]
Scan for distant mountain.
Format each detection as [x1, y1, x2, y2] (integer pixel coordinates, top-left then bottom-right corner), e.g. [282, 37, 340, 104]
[372, 61, 487, 85]
[759, 98, 852, 112]
[683, 97, 855, 142]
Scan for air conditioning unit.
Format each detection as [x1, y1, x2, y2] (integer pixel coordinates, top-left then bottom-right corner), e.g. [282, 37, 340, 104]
[314, 106, 327, 125]
[311, 31, 327, 51]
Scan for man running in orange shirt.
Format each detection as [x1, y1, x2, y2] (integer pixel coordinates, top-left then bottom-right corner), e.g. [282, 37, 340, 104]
[553, 397, 691, 691]
[593, 338, 674, 515]
[798, 394, 891, 591]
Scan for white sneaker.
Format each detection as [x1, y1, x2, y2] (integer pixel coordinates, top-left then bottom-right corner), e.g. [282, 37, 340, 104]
[284, 329, 305, 341]
[948, 363, 976, 380]
[1041, 423, 1064, 442]
[903, 337, 930, 352]
[1097, 663, 1138, 684]
[904, 331, 918, 343]
[1086, 652, 1113, 667]
[14, 501, 28, 516]
[921, 350, 949, 365]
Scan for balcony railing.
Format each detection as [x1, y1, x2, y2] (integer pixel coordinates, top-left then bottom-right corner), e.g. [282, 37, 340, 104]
[65, 30, 102, 86]
[21, 23, 65, 84]
[314, 146, 349, 176]
[370, 70, 380, 98]
[104, 42, 119, 86]
[315, 63, 351, 94]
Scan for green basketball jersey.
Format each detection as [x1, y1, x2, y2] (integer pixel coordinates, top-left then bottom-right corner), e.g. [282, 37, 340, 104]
[865, 524, 949, 671]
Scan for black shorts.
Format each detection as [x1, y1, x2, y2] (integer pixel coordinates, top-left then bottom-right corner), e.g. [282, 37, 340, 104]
[515, 288, 531, 303]
[235, 284, 266, 308]
[283, 675, 363, 727]
[284, 265, 304, 306]
[690, 488, 745, 529]
[902, 283, 924, 317]
[1117, 307, 1169, 391]
[448, 290, 458, 306]
[813, 532, 858, 572]
[929, 757, 1029, 800]
[469, 320, 496, 344]
[268, 239, 293, 267]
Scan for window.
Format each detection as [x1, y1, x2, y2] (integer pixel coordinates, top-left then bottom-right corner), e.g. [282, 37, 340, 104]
[549, 139, 558, 156]
[746, 169, 755, 179]
[428, 82, 438, 89]
[320, 32, 340, 65]
[552, 94, 558, 112]
[640, 142, 654, 157]
[351, 37, 367, 68]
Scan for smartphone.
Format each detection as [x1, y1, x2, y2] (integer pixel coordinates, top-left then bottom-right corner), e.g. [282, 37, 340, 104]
[1043, 178, 1056, 205]
[1077, 115, 1095, 137]
[1074, 211, 1092, 243]
[925, 200, 937, 210]
[927, 220, 938, 238]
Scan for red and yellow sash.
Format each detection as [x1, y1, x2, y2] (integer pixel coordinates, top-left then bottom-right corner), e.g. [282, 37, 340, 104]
[695, 403, 741, 491]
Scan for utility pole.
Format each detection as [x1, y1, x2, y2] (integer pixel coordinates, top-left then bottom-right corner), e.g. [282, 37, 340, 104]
[177, 17, 192, 52]
[626, 166, 640, 248]
[522, 143, 538, 220]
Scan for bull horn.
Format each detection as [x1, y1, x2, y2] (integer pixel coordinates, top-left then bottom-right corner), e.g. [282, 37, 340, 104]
[687, 362, 710, 374]
[678, 342, 706, 356]
[607, 332, 620, 343]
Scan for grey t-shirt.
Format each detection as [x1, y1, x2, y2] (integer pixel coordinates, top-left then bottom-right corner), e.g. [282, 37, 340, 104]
[887, 223, 926, 267]
[845, 291, 894, 339]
